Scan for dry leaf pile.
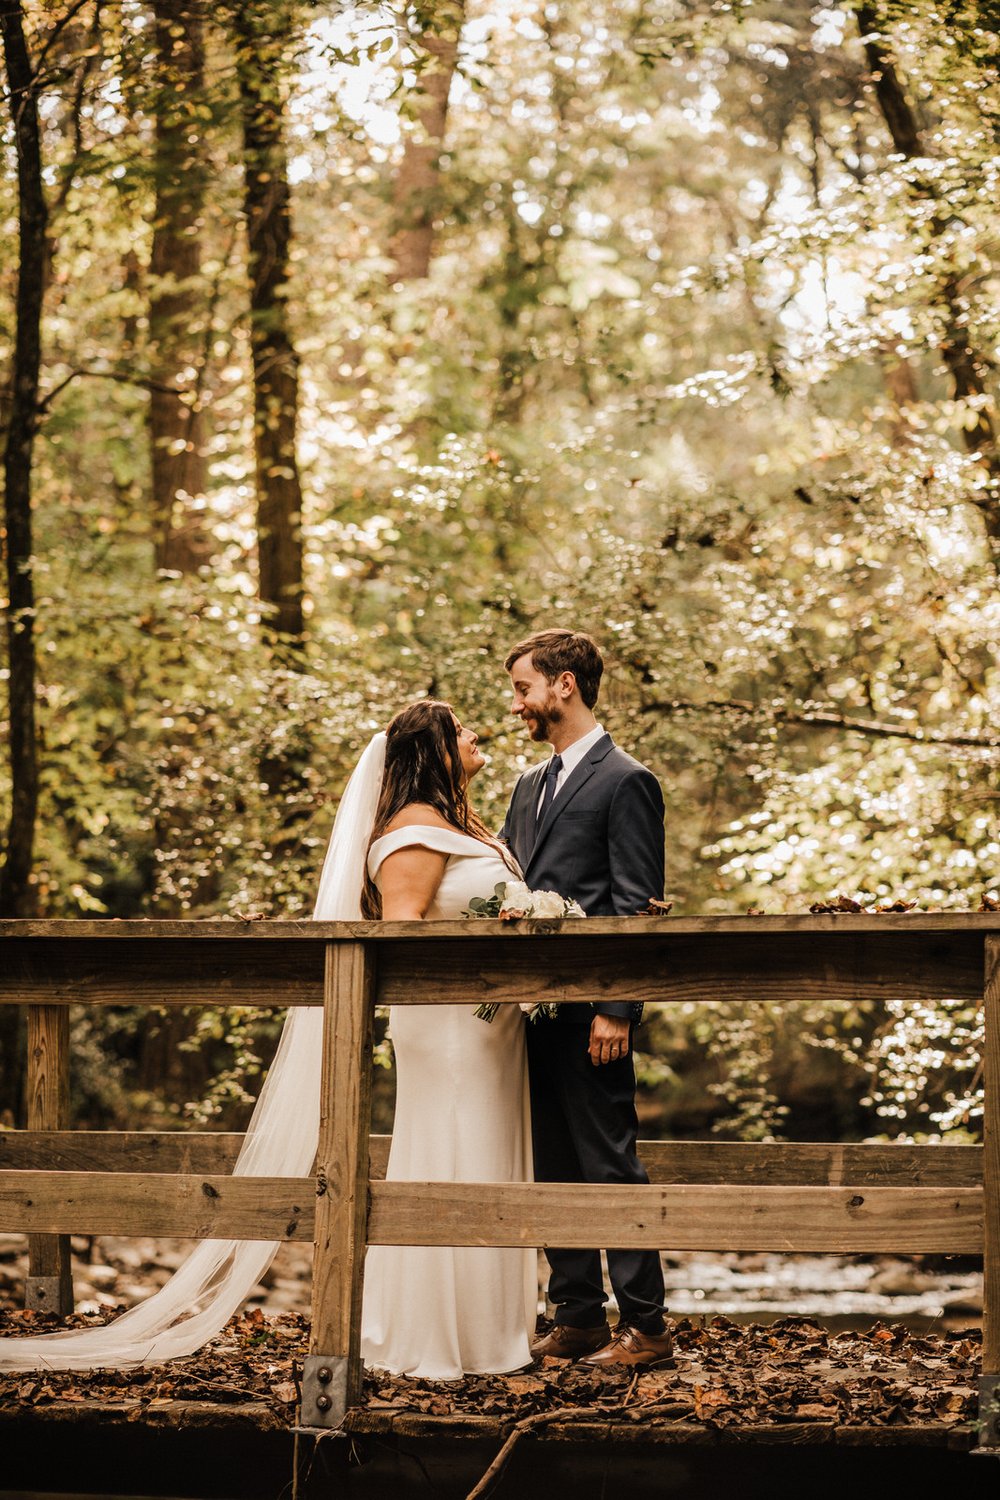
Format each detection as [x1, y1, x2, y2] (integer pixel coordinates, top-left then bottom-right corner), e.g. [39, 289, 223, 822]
[365, 1317, 980, 1431]
[0, 1306, 307, 1416]
[801, 892, 999, 915]
[2, 1309, 976, 1434]
[807, 895, 918, 915]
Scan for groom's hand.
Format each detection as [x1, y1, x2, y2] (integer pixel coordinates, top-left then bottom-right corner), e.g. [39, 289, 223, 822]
[589, 1013, 630, 1066]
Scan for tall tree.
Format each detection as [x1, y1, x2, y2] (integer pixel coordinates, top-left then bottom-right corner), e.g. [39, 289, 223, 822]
[147, 0, 211, 575]
[0, 1, 47, 917]
[856, 3, 999, 549]
[390, 1, 465, 282]
[230, 0, 305, 643]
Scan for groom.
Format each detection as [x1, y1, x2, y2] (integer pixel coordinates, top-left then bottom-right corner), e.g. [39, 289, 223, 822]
[500, 629, 672, 1369]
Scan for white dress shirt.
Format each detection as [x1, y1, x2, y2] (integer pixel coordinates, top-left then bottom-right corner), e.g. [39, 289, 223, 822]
[535, 723, 606, 816]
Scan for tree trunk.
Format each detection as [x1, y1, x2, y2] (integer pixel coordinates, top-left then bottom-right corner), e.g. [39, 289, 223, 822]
[494, 197, 531, 426]
[883, 353, 920, 446]
[856, 6, 922, 158]
[856, 5, 999, 545]
[0, 3, 46, 918]
[231, 2, 305, 643]
[148, 0, 211, 575]
[390, 1, 465, 282]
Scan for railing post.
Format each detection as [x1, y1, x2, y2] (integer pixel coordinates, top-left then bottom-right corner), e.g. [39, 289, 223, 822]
[979, 936, 1000, 1450]
[25, 1003, 73, 1314]
[300, 940, 375, 1430]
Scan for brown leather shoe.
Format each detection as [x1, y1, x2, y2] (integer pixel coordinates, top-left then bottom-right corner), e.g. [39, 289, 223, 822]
[531, 1322, 612, 1361]
[579, 1323, 674, 1370]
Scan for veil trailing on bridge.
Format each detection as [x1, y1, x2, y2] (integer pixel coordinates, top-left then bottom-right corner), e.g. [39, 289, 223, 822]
[0, 733, 388, 1372]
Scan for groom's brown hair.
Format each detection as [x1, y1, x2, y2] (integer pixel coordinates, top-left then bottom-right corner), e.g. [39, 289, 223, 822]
[504, 629, 603, 709]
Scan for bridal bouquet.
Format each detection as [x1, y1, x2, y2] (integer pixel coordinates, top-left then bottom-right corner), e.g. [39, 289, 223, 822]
[464, 880, 586, 1023]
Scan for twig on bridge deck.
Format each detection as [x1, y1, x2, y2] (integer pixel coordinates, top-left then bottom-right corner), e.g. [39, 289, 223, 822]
[464, 1406, 584, 1500]
[165, 1371, 263, 1402]
[464, 1377, 640, 1500]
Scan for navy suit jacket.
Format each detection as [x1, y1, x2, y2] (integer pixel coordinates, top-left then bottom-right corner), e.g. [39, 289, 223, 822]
[500, 733, 665, 1023]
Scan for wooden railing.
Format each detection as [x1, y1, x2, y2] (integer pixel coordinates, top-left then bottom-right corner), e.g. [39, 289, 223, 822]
[0, 916, 998, 1446]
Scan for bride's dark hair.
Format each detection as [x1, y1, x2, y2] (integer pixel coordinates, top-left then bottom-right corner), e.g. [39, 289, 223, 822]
[361, 699, 503, 919]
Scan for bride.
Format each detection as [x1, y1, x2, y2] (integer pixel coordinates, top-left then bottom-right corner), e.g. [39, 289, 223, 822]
[0, 700, 535, 1378]
[361, 700, 535, 1377]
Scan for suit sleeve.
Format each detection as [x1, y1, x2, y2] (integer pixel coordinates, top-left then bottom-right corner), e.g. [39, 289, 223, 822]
[596, 767, 665, 1021]
[609, 766, 665, 915]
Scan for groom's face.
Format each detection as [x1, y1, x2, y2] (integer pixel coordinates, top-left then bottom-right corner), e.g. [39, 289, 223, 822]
[509, 653, 564, 744]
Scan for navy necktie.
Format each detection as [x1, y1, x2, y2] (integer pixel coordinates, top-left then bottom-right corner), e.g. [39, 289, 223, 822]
[536, 754, 563, 824]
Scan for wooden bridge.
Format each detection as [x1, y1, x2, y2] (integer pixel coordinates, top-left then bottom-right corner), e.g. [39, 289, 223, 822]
[1, 913, 999, 1458]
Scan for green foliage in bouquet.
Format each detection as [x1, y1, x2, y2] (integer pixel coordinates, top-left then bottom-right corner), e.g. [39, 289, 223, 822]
[465, 884, 509, 919]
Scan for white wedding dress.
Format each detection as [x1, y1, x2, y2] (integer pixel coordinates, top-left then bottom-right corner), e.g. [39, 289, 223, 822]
[361, 826, 536, 1379]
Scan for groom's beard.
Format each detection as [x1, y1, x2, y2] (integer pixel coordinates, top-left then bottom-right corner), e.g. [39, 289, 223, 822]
[525, 698, 563, 742]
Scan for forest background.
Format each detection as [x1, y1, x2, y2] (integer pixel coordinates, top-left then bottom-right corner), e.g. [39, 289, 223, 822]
[1, 0, 998, 1148]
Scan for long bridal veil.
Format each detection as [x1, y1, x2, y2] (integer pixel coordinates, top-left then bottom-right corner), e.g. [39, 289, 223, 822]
[0, 732, 388, 1371]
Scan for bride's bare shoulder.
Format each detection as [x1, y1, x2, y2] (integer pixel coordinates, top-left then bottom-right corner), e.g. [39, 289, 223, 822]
[382, 804, 454, 835]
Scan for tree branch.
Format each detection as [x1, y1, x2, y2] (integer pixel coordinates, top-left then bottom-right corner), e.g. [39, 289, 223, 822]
[639, 697, 1000, 750]
[32, 366, 192, 415]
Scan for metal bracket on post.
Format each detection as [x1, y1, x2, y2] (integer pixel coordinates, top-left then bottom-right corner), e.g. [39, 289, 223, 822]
[25, 1273, 72, 1314]
[299, 1353, 348, 1430]
[974, 1376, 1000, 1456]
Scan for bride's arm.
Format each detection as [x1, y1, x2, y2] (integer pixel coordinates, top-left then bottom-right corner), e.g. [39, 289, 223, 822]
[379, 846, 449, 920]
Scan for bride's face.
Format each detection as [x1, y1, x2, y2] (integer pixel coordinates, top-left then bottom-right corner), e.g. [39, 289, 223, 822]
[453, 716, 486, 783]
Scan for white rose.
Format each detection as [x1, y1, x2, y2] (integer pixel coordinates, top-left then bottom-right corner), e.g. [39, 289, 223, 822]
[500, 880, 533, 913]
[565, 899, 586, 917]
[528, 889, 567, 918]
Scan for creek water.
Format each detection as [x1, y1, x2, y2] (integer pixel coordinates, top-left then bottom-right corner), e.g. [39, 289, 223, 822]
[660, 1249, 983, 1330]
[3, 1233, 984, 1331]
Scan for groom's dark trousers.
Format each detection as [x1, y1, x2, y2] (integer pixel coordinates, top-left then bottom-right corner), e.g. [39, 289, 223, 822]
[501, 732, 667, 1332]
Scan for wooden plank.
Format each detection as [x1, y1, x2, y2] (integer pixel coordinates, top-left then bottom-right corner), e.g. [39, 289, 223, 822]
[0, 938, 325, 1006]
[368, 1137, 981, 1187]
[0, 1130, 244, 1174]
[381, 912, 997, 938]
[309, 941, 376, 1409]
[0, 1398, 285, 1432]
[634, 1140, 982, 1188]
[340, 1410, 975, 1449]
[983, 935, 1000, 1373]
[0, 1169, 985, 1251]
[25, 1005, 73, 1314]
[0, 922, 989, 1013]
[2, 1132, 981, 1187]
[368, 1182, 983, 1254]
[375, 930, 984, 1007]
[3, 912, 1000, 937]
[0, 920, 340, 940]
[0, 1170, 315, 1239]
[375, 1137, 977, 1188]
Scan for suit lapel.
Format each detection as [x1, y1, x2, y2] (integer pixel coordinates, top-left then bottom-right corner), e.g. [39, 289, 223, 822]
[524, 733, 614, 875]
